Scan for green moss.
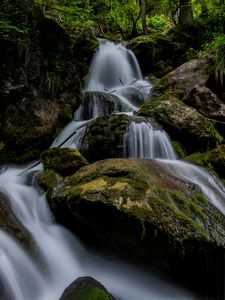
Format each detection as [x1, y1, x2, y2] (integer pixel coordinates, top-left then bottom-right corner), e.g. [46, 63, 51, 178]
[187, 201, 205, 223]
[175, 210, 208, 240]
[172, 141, 187, 159]
[195, 192, 209, 207]
[72, 287, 113, 300]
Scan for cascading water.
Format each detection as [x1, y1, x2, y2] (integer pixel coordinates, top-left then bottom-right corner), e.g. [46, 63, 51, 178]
[86, 39, 143, 91]
[1, 38, 225, 300]
[124, 121, 176, 159]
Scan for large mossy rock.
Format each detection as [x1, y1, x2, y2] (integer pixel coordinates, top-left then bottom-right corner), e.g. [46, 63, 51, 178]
[127, 32, 196, 77]
[79, 114, 160, 162]
[152, 56, 213, 98]
[40, 158, 225, 297]
[41, 148, 88, 176]
[0, 13, 97, 164]
[59, 276, 115, 300]
[185, 144, 225, 180]
[138, 93, 223, 153]
[79, 114, 130, 162]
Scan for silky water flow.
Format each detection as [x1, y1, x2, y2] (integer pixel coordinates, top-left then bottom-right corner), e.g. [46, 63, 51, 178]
[1, 39, 225, 300]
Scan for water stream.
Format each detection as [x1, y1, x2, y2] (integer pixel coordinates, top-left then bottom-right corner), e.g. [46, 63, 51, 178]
[0, 39, 225, 300]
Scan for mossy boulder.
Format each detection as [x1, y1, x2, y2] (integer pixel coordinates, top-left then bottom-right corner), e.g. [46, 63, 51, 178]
[138, 93, 223, 153]
[40, 158, 225, 297]
[126, 32, 194, 77]
[79, 114, 130, 162]
[79, 114, 161, 162]
[41, 148, 88, 176]
[185, 144, 225, 180]
[152, 56, 213, 98]
[59, 276, 115, 300]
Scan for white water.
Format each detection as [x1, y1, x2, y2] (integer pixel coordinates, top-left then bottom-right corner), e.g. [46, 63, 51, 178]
[124, 121, 176, 159]
[1, 39, 225, 300]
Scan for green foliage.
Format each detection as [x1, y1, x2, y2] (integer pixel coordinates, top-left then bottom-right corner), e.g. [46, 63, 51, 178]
[0, 0, 33, 45]
[107, 0, 141, 39]
[147, 14, 173, 32]
[36, 0, 95, 30]
[207, 34, 225, 84]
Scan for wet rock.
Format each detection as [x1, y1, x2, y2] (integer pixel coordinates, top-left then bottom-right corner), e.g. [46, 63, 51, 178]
[0, 192, 33, 249]
[75, 91, 123, 120]
[138, 92, 223, 153]
[79, 114, 160, 162]
[59, 276, 115, 300]
[40, 158, 225, 297]
[79, 114, 130, 162]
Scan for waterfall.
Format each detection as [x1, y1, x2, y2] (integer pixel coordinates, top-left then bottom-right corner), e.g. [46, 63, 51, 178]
[1, 39, 225, 300]
[124, 121, 176, 159]
[86, 39, 142, 91]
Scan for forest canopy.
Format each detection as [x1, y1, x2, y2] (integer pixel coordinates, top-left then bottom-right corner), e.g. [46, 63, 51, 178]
[1, 0, 225, 79]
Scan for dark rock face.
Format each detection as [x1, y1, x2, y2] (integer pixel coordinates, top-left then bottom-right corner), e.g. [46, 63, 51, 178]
[41, 147, 88, 176]
[0, 192, 33, 249]
[39, 158, 225, 297]
[0, 14, 97, 164]
[75, 91, 123, 120]
[59, 276, 115, 300]
[79, 114, 130, 162]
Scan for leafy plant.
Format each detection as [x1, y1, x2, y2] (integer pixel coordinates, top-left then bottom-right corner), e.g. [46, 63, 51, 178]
[204, 34, 225, 84]
[107, 0, 141, 39]
[147, 14, 173, 32]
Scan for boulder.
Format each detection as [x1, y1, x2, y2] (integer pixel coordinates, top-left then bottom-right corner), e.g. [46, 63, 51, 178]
[152, 56, 213, 98]
[74, 91, 123, 120]
[40, 158, 225, 297]
[184, 85, 225, 137]
[59, 276, 115, 300]
[126, 32, 194, 77]
[79, 114, 130, 162]
[41, 148, 88, 176]
[79, 114, 161, 162]
[138, 93, 223, 153]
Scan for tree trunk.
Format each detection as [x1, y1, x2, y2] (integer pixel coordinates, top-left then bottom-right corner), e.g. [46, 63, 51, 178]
[85, 0, 90, 9]
[140, 0, 148, 34]
[179, 0, 194, 27]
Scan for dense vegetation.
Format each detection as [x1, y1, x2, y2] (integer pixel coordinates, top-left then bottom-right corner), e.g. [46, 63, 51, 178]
[1, 0, 225, 68]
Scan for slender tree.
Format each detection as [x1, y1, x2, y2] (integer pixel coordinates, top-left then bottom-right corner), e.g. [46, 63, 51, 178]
[178, 0, 194, 27]
[139, 0, 148, 34]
